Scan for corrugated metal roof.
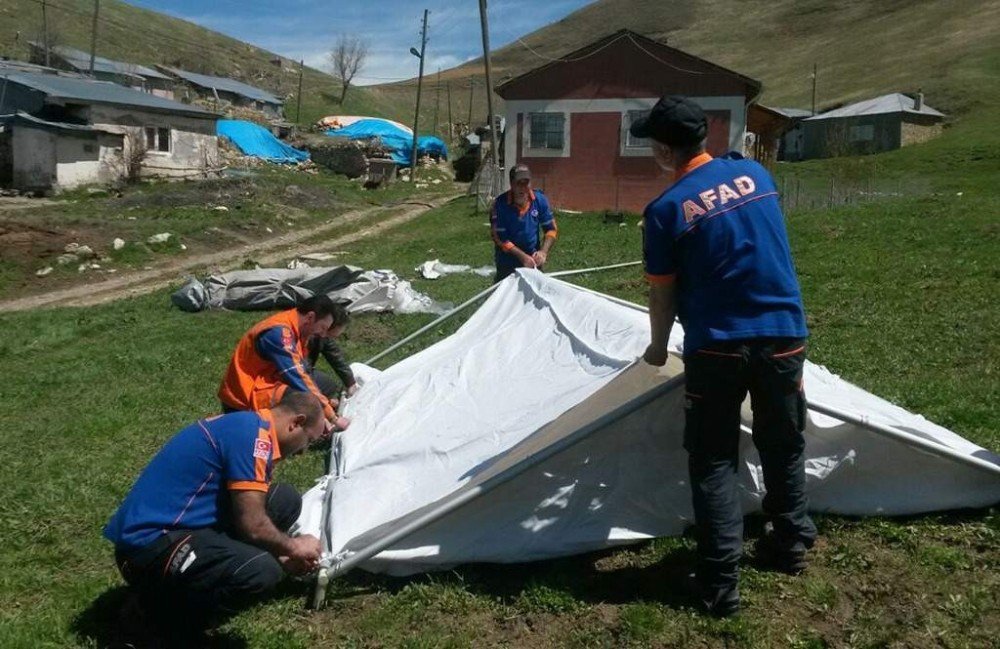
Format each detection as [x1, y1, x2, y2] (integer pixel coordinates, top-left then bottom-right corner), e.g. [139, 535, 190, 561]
[159, 67, 282, 105]
[3, 71, 214, 117]
[1, 110, 122, 135]
[28, 43, 171, 80]
[805, 93, 944, 121]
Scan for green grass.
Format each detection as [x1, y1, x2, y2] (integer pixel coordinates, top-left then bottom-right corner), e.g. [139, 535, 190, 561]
[1, 69, 999, 648]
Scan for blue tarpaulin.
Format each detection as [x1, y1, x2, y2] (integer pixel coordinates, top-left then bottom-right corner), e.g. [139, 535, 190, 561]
[326, 119, 447, 166]
[217, 120, 309, 164]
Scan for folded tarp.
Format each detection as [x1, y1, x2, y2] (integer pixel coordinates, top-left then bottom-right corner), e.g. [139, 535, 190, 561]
[319, 115, 413, 135]
[217, 119, 309, 164]
[417, 136, 448, 160]
[170, 265, 449, 314]
[298, 270, 1000, 578]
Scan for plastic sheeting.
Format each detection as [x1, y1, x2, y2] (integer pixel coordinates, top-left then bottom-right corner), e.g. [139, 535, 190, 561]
[318, 115, 413, 135]
[170, 266, 450, 314]
[416, 259, 493, 279]
[298, 270, 1000, 576]
[326, 119, 446, 166]
[217, 120, 309, 164]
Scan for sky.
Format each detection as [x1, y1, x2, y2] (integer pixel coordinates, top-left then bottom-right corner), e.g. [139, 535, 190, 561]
[126, 0, 593, 85]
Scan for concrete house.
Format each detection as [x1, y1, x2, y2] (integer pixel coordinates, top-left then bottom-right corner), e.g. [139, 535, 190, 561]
[801, 93, 945, 159]
[495, 30, 761, 213]
[158, 66, 283, 118]
[0, 70, 217, 192]
[28, 43, 175, 98]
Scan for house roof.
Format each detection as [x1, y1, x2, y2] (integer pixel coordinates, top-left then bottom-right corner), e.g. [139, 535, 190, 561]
[158, 67, 282, 105]
[495, 29, 761, 100]
[28, 43, 171, 81]
[771, 107, 813, 119]
[0, 110, 123, 136]
[805, 93, 944, 121]
[0, 58, 61, 75]
[2, 71, 214, 118]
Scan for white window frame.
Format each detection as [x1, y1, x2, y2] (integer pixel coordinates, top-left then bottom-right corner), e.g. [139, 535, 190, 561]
[143, 126, 172, 154]
[620, 109, 654, 157]
[522, 111, 570, 158]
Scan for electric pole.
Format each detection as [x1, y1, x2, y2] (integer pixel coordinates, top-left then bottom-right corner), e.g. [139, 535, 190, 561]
[41, 0, 50, 67]
[409, 9, 428, 182]
[811, 63, 817, 116]
[468, 76, 474, 129]
[88, 0, 100, 75]
[478, 0, 499, 172]
[296, 59, 304, 123]
[433, 68, 441, 136]
[446, 79, 453, 141]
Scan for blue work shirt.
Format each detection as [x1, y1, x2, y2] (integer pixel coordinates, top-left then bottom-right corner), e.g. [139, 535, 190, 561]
[103, 410, 280, 551]
[643, 152, 807, 353]
[490, 189, 557, 269]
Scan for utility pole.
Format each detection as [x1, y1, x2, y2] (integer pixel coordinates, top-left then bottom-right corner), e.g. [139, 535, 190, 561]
[433, 68, 441, 136]
[41, 0, 50, 66]
[296, 59, 304, 123]
[409, 9, 429, 182]
[88, 0, 100, 75]
[446, 79, 453, 141]
[478, 0, 499, 172]
[811, 63, 818, 116]
[468, 76, 474, 128]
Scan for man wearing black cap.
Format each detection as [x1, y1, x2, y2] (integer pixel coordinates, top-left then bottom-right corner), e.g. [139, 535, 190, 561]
[489, 163, 558, 282]
[634, 96, 816, 617]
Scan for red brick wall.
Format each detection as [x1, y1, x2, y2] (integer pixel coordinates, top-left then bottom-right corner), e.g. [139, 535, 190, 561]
[518, 110, 730, 213]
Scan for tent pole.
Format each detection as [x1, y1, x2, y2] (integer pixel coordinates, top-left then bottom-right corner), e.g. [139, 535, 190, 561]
[364, 263, 641, 367]
[325, 367, 686, 579]
[364, 282, 502, 365]
[807, 400, 1000, 477]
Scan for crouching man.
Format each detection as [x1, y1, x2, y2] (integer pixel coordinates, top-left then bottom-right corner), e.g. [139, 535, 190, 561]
[104, 390, 327, 627]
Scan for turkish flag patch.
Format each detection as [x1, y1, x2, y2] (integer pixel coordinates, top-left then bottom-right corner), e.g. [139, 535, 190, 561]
[253, 438, 272, 460]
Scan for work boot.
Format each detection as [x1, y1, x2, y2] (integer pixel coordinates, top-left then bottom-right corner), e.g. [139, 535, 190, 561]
[688, 574, 740, 618]
[753, 530, 809, 574]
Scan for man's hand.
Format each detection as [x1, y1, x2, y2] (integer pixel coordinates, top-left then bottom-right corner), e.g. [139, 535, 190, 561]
[333, 415, 351, 431]
[519, 252, 536, 268]
[280, 534, 321, 575]
[532, 250, 548, 266]
[346, 383, 359, 397]
[643, 344, 670, 367]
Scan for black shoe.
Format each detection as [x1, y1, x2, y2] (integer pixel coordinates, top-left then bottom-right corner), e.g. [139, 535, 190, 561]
[753, 531, 809, 574]
[688, 574, 740, 618]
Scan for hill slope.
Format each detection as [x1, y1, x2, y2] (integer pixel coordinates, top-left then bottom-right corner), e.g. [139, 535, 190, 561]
[0, 0, 415, 126]
[379, 0, 1000, 132]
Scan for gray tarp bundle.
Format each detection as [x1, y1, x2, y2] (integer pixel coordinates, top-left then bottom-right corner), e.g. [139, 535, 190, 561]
[171, 265, 450, 314]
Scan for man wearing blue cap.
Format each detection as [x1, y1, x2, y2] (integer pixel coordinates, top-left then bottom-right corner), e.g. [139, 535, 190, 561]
[489, 163, 558, 282]
[634, 96, 816, 617]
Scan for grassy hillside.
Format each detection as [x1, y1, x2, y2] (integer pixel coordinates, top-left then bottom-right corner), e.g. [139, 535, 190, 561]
[0, 0, 415, 126]
[379, 0, 1000, 135]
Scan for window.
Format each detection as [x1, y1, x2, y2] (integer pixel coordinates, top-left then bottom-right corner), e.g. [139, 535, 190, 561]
[849, 124, 874, 142]
[528, 113, 565, 150]
[144, 127, 171, 153]
[623, 110, 652, 149]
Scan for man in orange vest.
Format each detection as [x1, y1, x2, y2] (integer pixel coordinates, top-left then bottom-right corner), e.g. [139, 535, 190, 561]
[219, 294, 350, 431]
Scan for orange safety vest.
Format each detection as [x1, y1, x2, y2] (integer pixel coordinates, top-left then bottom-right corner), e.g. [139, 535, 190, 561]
[218, 309, 334, 419]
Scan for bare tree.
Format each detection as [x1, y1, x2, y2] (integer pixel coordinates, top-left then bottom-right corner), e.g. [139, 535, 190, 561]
[329, 35, 368, 104]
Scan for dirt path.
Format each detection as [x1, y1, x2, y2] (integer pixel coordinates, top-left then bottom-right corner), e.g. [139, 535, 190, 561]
[0, 193, 460, 311]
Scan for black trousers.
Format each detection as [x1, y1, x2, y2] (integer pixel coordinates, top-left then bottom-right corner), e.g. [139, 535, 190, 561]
[683, 338, 817, 590]
[114, 482, 302, 621]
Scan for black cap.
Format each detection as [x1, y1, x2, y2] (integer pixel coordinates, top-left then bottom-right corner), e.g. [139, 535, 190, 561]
[629, 95, 707, 147]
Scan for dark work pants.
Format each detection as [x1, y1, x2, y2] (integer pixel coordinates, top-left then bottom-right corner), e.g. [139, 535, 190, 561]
[683, 339, 816, 591]
[114, 482, 302, 622]
[494, 262, 544, 284]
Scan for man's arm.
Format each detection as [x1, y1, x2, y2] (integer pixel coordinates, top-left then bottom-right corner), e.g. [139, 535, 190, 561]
[256, 326, 335, 419]
[319, 338, 356, 390]
[533, 200, 557, 265]
[644, 280, 677, 366]
[230, 490, 321, 575]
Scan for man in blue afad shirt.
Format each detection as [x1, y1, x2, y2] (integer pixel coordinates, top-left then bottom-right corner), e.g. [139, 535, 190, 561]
[635, 96, 816, 617]
[489, 163, 558, 282]
[104, 390, 327, 631]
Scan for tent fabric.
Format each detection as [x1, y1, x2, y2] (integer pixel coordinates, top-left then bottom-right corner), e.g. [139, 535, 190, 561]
[217, 120, 309, 164]
[298, 270, 1000, 576]
[170, 265, 449, 314]
[325, 119, 445, 166]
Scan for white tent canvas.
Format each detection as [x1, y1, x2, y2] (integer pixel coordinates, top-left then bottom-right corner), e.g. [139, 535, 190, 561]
[297, 270, 1000, 580]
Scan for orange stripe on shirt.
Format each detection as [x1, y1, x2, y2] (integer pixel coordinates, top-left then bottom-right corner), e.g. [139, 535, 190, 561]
[228, 480, 269, 492]
[645, 273, 676, 285]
